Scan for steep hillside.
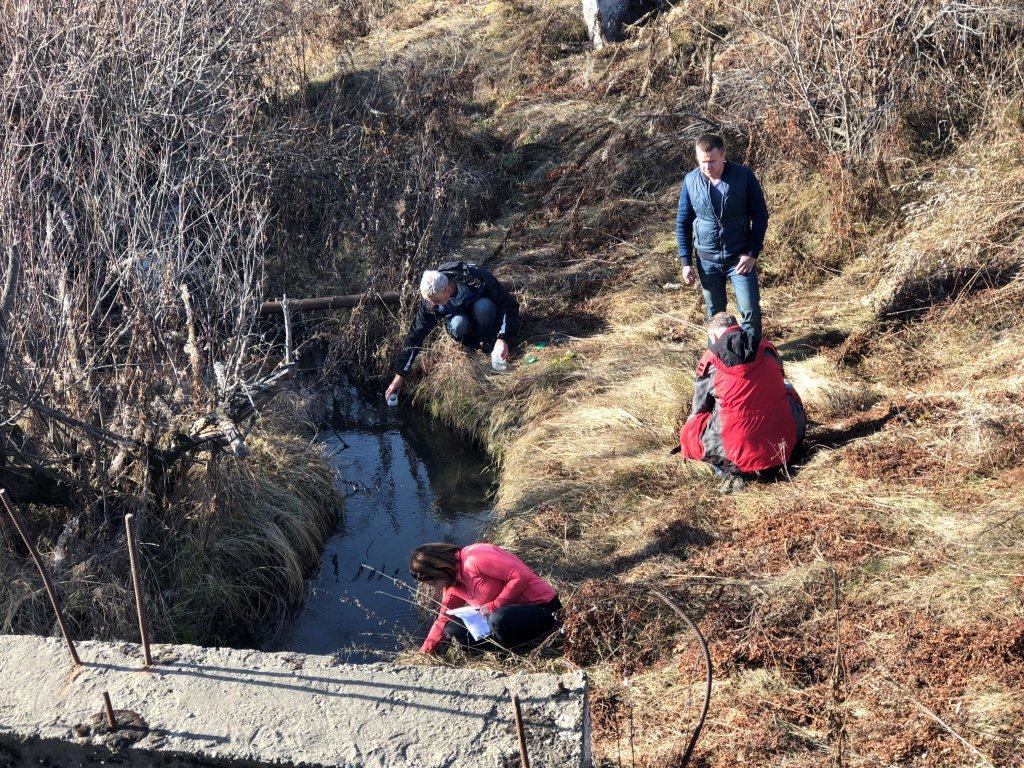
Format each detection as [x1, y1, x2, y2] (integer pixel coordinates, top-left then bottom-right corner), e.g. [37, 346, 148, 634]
[312, 1, 1024, 765]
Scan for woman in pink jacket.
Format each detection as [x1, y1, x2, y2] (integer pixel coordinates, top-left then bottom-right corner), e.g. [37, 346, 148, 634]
[410, 542, 561, 655]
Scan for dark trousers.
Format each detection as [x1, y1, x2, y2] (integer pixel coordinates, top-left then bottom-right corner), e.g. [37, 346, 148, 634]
[443, 597, 562, 654]
[445, 297, 499, 353]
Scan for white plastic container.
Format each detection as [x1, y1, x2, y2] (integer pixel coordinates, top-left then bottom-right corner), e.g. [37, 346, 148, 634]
[491, 348, 507, 372]
[386, 393, 399, 407]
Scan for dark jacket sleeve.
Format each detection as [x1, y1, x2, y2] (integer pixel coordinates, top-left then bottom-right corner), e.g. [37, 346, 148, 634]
[394, 302, 438, 376]
[763, 345, 784, 375]
[746, 171, 769, 258]
[691, 365, 717, 415]
[473, 266, 519, 342]
[675, 175, 696, 267]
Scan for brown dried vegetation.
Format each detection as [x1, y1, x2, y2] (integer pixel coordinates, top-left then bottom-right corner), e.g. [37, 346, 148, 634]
[343, 2, 1024, 765]
[3, 0, 1023, 764]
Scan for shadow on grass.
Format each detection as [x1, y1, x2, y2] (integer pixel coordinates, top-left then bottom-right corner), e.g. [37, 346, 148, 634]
[787, 402, 900, 474]
[518, 310, 609, 345]
[776, 328, 850, 363]
[535, 514, 716, 583]
[805, 403, 899, 450]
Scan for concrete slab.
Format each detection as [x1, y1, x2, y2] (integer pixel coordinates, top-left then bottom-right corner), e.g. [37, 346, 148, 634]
[0, 635, 590, 767]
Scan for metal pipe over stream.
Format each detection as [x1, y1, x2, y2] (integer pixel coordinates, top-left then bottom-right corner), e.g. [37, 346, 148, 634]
[259, 292, 400, 315]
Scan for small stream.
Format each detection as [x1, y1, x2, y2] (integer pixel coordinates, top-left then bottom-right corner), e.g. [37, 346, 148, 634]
[271, 388, 494, 660]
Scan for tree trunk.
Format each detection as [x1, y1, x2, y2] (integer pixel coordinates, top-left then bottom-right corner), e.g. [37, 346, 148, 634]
[582, 0, 629, 48]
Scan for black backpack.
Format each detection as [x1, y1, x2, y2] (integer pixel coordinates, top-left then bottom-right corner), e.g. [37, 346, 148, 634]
[437, 260, 479, 283]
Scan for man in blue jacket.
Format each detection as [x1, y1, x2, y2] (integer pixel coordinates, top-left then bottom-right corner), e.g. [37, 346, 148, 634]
[676, 133, 769, 339]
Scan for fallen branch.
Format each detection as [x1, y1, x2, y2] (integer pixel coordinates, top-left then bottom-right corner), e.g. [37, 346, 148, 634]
[7, 390, 145, 451]
[159, 362, 297, 464]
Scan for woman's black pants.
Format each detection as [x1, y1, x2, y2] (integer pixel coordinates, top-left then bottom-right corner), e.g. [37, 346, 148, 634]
[442, 597, 562, 653]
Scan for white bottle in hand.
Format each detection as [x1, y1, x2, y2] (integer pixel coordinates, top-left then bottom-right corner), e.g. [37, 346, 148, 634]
[491, 347, 507, 372]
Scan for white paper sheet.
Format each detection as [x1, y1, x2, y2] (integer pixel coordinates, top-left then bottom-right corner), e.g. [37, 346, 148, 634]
[447, 605, 493, 641]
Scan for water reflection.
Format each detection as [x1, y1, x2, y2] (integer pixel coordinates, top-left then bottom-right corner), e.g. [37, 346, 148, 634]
[272, 390, 494, 659]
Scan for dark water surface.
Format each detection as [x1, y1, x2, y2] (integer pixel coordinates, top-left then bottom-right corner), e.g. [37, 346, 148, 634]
[272, 390, 494, 659]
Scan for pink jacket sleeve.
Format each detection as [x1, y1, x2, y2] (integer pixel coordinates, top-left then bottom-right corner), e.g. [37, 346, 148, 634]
[420, 588, 466, 654]
[464, 548, 530, 614]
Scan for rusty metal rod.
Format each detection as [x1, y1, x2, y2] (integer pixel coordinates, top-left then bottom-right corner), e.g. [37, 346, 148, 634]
[102, 691, 117, 730]
[0, 489, 81, 665]
[124, 513, 152, 666]
[653, 590, 712, 768]
[512, 694, 531, 768]
[258, 292, 400, 315]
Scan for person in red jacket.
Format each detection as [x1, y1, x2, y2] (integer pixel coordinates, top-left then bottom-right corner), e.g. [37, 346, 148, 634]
[410, 542, 561, 655]
[680, 312, 806, 489]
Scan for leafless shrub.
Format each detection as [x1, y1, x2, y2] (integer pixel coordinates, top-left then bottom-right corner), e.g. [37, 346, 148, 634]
[0, 0, 346, 642]
[0, 0, 279, 461]
[721, 0, 1024, 167]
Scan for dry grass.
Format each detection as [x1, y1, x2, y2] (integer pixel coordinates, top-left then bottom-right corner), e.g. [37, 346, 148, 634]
[162, 430, 341, 644]
[867, 102, 1024, 322]
[383, 9, 1024, 767]
[0, 423, 341, 646]
[265, 1, 1024, 764]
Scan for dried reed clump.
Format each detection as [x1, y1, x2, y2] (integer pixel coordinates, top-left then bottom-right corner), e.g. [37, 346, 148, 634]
[163, 433, 341, 644]
[0, 426, 342, 645]
[411, 336, 506, 447]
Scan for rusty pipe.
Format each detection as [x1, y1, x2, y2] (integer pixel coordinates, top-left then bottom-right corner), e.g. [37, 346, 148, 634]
[258, 292, 401, 316]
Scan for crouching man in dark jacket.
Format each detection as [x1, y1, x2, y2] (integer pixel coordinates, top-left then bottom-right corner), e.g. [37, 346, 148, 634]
[679, 312, 806, 490]
[385, 261, 519, 402]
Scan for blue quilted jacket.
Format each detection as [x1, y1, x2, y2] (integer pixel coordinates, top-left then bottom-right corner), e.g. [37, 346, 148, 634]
[675, 161, 769, 267]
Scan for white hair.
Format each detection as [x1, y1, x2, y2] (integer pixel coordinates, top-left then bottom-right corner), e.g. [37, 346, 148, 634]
[419, 270, 449, 300]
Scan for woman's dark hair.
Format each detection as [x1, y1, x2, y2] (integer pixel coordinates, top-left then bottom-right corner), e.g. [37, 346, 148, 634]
[410, 543, 462, 585]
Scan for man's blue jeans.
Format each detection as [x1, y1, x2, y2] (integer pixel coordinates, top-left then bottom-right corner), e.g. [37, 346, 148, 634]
[696, 255, 762, 339]
[446, 297, 499, 352]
